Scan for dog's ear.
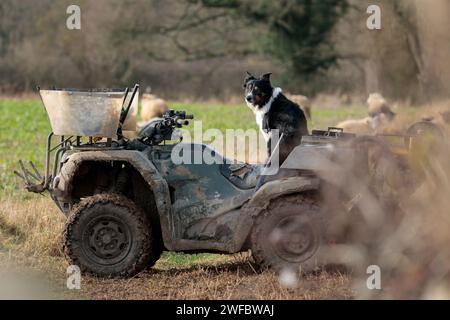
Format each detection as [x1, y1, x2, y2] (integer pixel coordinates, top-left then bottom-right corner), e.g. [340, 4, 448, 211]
[243, 71, 256, 88]
[261, 73, 272, 81]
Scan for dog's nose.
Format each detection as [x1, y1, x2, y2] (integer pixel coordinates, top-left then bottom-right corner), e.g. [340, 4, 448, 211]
[246, 95, 253, 103]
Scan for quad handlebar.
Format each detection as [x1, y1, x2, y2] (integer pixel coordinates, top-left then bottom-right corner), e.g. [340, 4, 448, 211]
[160, 110, 194, 128]
[138, 110, 194, 145]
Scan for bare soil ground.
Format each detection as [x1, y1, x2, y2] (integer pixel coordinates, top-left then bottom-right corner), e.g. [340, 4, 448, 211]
[0, 196, 353, 300]
[80, 261, 353, 300]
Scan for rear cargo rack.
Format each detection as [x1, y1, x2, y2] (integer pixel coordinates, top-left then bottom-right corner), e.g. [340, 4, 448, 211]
[14, 85, 139, 194]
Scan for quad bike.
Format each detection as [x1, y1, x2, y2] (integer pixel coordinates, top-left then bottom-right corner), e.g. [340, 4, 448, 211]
[15, 85, 442, 277]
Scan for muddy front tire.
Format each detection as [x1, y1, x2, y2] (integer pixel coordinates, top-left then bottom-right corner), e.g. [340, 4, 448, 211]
[250, 193, 323, 273]
[63, 193, 160, 277]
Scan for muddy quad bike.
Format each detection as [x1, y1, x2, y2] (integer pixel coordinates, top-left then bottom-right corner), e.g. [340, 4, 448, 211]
[15, 85, 439, 277]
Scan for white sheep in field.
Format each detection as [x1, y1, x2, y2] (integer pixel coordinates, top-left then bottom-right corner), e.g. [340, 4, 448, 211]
[141, 96, 168, 122]
[336, 117, 377, 135]
[139, 88, 169, 123]
[367, 93, 395, 120]
[286, 94, 312, 120]
[337, 93, 395, 134]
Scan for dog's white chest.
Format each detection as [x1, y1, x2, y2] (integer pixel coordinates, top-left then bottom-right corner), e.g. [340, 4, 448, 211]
[246, 87, 282, 143]
[255, 111, 270, 142]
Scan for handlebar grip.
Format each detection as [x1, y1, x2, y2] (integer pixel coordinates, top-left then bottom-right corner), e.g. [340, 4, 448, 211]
[175, 119, 189, 126]
[185, 114, 194, 120]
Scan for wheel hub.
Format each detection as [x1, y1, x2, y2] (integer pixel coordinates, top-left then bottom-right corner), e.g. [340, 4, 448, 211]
[270, 216, 319, 263]
[83, 217, 132, 265]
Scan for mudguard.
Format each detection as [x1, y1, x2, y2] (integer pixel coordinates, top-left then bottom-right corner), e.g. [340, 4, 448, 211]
[52, 150, 177, 250]
[228, 176, 321, 252]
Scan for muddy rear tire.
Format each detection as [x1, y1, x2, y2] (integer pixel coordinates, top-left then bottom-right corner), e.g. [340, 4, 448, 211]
[250, 193, 323, 273]
[63, 193, 161, 277]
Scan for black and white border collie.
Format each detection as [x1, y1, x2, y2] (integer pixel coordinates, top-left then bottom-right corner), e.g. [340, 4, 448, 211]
[243, 72, 309, 164]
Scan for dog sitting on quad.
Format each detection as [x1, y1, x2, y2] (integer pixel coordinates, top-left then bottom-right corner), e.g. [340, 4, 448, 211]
[243, 72, 309, 164]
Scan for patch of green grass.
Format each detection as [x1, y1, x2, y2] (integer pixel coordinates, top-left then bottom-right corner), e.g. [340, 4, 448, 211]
[0, 100, 51, 195]
[171, 102, 367, 133]
[172, 102, 258, 132]
[309, 107, 367, 130]
[156, 252, 228, 269]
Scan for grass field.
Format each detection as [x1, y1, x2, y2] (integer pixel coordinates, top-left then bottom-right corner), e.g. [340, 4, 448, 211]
[0, 97, 388, 299]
